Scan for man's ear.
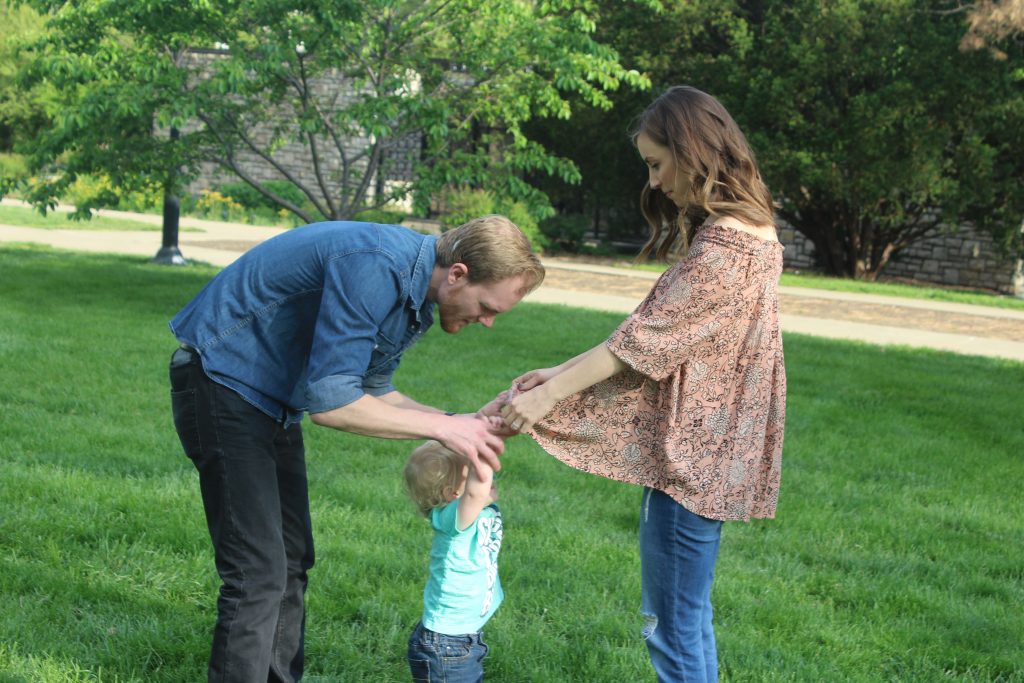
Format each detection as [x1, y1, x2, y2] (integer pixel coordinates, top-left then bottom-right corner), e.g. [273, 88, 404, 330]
[447, 263, 469, 284]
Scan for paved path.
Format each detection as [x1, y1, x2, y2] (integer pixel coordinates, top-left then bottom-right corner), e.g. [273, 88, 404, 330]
[2, 198, 1022, 362]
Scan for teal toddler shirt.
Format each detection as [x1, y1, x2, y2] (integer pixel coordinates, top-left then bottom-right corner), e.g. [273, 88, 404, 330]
[421, 499, 504, 635]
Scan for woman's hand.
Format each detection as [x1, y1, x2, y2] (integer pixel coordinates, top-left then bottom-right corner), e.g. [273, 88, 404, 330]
[512, 367, 559, 392]
[477, 391, 520, 437]
[502, 344, 629, 433]
[500, 384, 558, 434]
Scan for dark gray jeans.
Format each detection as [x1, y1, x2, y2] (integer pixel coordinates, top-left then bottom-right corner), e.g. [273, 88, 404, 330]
[170, 347, 315, 683]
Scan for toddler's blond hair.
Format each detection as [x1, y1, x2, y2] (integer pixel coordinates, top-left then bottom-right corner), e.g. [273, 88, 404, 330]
[403, 441, 465, 517]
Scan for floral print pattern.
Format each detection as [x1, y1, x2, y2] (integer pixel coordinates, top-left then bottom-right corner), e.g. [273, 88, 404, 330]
[530, 224, 787, 521]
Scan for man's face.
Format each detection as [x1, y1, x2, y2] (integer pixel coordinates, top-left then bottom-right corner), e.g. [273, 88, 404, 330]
[436, 267, 528, 334]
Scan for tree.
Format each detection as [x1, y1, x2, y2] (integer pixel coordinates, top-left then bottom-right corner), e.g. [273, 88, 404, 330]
[523, 0, 669, 245]
[4, 0, 647, 223]
[958, 0, 1024, 56]
[0, 4, 52, 153]
[527, 1, 1024, 278]
[700, 0, 1024, 278]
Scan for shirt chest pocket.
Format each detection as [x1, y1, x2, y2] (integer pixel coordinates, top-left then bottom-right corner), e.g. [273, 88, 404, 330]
[367, 329, 402, 374]
[367, 323, 425, 376]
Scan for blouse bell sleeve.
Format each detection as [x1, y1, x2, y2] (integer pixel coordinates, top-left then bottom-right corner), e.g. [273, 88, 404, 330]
[607, 243, 760, 382]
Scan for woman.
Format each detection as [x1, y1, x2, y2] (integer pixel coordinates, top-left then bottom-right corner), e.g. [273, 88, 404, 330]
[501, 85, 786, 682]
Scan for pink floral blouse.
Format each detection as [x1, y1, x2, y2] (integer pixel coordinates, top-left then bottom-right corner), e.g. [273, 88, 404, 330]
[530, 224, 787, 521]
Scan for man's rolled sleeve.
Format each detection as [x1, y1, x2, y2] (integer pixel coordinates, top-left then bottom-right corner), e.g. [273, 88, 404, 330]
[362, 373, 396, 397]
[306, 374, 367, 414]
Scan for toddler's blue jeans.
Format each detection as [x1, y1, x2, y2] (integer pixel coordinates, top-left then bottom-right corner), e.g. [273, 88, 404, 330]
[407, 621, 488, 683]
[640, 487, 724, 683]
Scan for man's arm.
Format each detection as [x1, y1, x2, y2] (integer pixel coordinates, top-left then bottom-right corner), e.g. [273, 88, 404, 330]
[309, 392, 505, 474]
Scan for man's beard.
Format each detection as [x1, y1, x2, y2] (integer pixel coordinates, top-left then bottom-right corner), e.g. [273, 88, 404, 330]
[437, 304, 465, 333]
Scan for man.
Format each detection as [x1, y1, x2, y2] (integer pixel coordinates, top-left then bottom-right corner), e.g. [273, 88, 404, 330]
[167, 215, 544, 682]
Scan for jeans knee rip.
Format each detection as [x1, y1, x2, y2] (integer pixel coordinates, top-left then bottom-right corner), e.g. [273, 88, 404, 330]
[641, 612, 658, 640]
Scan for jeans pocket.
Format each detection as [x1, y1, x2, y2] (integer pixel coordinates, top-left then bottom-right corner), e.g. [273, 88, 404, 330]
[438, 634, 473, 660]
[408, 657, 431, 682]
[171, 387, 204, 465]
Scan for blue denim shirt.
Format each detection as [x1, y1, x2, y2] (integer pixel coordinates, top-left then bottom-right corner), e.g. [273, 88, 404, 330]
[169, 221, 437, 426]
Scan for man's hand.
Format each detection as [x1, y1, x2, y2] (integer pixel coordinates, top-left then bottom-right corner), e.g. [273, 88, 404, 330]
[437, 414, 505, 477]
[477, 390, 512, 419]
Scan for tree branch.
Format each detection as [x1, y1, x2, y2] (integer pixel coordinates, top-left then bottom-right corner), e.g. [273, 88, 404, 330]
[198, 110, 331, 219]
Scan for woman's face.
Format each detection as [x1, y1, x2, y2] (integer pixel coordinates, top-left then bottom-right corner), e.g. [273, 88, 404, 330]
[636, 131, 683, 208]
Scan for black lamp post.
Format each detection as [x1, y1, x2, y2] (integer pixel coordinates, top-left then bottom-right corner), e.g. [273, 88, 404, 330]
[152, 125, 188, 265]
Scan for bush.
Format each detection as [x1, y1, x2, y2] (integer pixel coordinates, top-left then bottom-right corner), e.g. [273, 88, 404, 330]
[353, 207, 409, 225]
[60, 173, 162, 213]
[437, 187, 548, 252]
[539, 213, 589, 253]
[0, 153, 28, 184]
[194, 189, 246, 222]
[217, 180, 308, 212]
[438, 188, 495, 229]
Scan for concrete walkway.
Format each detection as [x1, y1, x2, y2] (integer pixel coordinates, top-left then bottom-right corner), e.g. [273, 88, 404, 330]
[2, 198, 1022, 362]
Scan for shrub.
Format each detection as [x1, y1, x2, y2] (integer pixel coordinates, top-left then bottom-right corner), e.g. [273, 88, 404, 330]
[54, 173, 162, 213]
[194, 189, 246, 222]
[438, 188, 496, 229]
[539, 213, 589, 253]
[62, 174, 119, 209]
[217, 180, 308, 212]
[437, 187, 548, 252]
[353, 207, 409, 225]
[0, 153, 29, 184]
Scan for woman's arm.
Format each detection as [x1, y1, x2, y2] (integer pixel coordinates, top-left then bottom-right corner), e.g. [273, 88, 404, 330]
[502, 342, 627, 432]
[513, 345, 605, 391]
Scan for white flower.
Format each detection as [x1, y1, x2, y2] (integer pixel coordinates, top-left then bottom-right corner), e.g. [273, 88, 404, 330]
[664, 280, 693, 306]
[743, 366, 764, 391]
[622, 443, 642, 464]
[574, 419, 604, 441]
[707, 406, 730, 437]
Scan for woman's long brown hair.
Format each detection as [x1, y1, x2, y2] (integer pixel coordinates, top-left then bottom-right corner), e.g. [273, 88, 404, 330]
[631, 86, 775, 261]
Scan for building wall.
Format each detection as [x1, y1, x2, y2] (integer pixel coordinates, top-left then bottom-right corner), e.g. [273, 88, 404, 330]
[185, 63, 417, 211]
[183, 54, 1022, 296]
[777, 222, 1022, 296]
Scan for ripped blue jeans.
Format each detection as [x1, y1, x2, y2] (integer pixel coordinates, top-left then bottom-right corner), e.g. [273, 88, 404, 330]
[640, 488, 724, 683]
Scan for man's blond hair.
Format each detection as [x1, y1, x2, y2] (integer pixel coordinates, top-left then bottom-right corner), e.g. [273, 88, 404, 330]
[435, 215, 545, 293]
[403, 441, 465, 518]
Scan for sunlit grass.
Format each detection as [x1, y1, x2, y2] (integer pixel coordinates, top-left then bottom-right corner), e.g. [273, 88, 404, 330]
[0, 204, 162, 231]
[1, 244, 1021, 682]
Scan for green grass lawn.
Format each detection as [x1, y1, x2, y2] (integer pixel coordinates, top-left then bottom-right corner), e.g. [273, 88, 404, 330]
[1, 244, 1022, 682]
[0, 204, 164, 232]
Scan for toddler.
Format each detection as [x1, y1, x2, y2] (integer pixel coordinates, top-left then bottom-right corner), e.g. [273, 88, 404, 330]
[404, 440, 504, 682]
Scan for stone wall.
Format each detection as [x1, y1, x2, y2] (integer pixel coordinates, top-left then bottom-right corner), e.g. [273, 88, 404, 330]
[186, 60, 417, 211]
[776, 221, 1023, 296]
[183, 53, 1022, 296]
